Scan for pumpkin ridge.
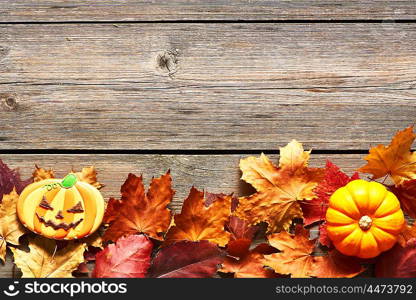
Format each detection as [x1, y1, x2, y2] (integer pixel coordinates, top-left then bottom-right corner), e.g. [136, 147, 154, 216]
[25, 187, 54, 231]
[51, 187, 78, 239]
[69, 183, 97, 239]
[65, 186, 89, 239]
[40, 188, 68, 238]
[328, 187, 361, 219]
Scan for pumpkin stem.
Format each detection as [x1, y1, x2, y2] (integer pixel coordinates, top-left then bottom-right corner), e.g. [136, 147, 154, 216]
[358, 215, 372, 230]
[61, 174, 77, 189]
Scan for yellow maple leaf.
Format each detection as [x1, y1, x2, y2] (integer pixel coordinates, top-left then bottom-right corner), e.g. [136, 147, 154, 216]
[0, 189, 26, 262]
[34, 165, 103, 189]
[33, 165, 54, 182]
[358, 126, 416, 185]
[236, 140, 324, 232]
[11, 237, 86, 278]
[73, 166, 103, 189]
[279, 140, 311, 171]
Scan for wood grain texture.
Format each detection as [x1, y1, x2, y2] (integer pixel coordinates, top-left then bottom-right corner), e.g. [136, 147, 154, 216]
[0, 153, 364, 277]
[0, 23, 415, 150]
[0, 0, 415, 21]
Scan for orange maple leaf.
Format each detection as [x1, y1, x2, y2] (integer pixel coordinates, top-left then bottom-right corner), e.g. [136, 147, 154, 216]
[164, 187, 232, 247]
[235, 140, 324, 232]
[264, 226, 364, 278]
[220, 243, 277, 278]
[358, 126, 416, 185]
[103, 171, 174, 242]
[220, 252, 275, 278]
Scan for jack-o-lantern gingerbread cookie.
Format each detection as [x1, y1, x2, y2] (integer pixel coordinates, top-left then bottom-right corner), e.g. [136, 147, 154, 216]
[17, 174, 104, 240]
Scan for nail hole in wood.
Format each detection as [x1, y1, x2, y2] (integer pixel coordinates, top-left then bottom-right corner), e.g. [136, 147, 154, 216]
[0, 46, 10, 59]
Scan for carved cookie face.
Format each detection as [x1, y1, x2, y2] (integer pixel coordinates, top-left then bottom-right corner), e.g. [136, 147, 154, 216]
[36, 196, 85, 231]
[17, 178, 105, 240]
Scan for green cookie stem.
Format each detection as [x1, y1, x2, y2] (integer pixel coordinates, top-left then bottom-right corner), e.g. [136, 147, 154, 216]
[61, 174, 77, 188]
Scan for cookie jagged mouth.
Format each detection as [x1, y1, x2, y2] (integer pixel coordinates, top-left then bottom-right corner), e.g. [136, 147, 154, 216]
[36, 213, 83, 231]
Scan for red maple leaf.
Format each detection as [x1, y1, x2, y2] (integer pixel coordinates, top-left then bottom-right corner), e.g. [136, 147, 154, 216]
[148, 240, 224, 278]
[376, 239, 416, 278]
[0, 160, 32, 201]
[103, 172, 174, 242]
[301, 160, 359, 226]
[225, 196, 259, 258]
[92, 235, 153, 278]
[390, 179, 416, 218]
[318, 223, 332, 248]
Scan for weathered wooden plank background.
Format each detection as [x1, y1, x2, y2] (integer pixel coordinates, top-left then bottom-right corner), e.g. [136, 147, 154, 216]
[1, 23, 415, 149]
[0, 1, 415, 277]
[0, 0, 415, 21]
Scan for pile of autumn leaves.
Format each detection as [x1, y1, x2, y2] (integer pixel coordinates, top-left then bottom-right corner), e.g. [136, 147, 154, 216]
[2, 127, 416, 278]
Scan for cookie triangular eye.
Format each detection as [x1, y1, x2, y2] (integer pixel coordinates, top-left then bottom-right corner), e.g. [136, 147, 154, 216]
[39, 196, 53, 210]
[67, 201, 84, 213]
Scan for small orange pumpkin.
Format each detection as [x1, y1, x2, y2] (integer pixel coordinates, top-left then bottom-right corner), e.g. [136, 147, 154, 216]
[326, 179, 405, 259]
[17, 174, 104, 240]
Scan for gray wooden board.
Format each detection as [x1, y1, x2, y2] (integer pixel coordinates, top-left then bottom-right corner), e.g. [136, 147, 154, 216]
[0, 23, 415, 150]
[0, 1, 415, 21]
[0, 153, 365, 277]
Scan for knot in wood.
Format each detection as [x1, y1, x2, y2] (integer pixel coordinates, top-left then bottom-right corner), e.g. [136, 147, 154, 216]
[1, 94, 18, 110]
[156, 50, 179, 76]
